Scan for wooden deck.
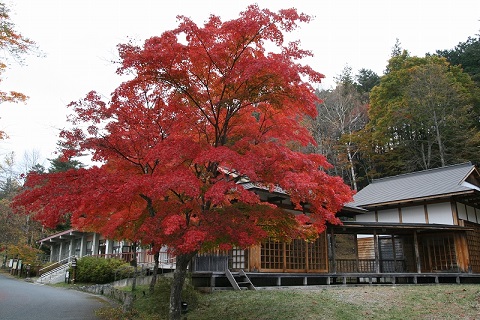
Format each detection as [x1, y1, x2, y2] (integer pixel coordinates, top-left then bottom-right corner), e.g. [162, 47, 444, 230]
[192, 271, 480, 291]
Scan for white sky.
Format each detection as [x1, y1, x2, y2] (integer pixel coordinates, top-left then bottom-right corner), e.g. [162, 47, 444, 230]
[1, 0, 479, 169]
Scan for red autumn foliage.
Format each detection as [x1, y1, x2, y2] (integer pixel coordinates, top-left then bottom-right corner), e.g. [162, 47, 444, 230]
[13, 4, 353, 262]
[12, 6, 354, 318]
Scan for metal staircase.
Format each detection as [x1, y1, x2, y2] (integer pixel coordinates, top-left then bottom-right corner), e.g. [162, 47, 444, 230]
[225, 269, 256, 290]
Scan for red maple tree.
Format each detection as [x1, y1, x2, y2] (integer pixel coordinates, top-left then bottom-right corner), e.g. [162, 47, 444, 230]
[13, 5, 353, 319]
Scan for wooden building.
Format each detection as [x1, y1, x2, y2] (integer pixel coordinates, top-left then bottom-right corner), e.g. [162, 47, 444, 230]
[193, 162, 480, 288]
[39, 162, 480, 287]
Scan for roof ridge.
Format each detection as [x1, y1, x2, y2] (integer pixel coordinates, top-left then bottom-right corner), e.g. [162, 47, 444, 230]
[371, 162, 473, 184]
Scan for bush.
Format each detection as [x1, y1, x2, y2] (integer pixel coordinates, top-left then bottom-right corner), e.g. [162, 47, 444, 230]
[113, 263, 135, 281]
[76, 257, 131, 284]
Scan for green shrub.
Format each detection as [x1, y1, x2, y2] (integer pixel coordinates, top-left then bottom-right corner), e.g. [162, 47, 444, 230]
[76, 257, 130, 284]
[113, 263, 135, 281]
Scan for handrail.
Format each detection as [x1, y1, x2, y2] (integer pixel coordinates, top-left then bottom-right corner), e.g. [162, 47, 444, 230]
[37, 263, 71, 284]
[38, 255, 75, 275]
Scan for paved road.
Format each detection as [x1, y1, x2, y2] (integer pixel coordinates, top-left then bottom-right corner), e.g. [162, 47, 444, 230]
[0, 273, 112, 320]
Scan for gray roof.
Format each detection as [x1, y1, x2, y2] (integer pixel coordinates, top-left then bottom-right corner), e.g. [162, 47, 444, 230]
[350, 162, 478, 208]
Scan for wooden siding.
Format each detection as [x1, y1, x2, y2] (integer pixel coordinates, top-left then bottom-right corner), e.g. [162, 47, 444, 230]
[355, 236, 407, 273]
[418, 234, 458, 272]
[357, 237, 374, 259]
[465, 221, 480, 272]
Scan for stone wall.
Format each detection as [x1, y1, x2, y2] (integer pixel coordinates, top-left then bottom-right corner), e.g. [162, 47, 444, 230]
[76, 274, 173, 311]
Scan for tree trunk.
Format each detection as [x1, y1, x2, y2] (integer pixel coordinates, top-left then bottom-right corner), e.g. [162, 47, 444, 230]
[169, 252, 196, 320]
[149, 249, 160, 294]
[346, 142, 357, 191]
[131, 242, 137, 292]
[432, 110, 445, 167]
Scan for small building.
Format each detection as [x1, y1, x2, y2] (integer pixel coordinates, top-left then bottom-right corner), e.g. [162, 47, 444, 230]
[39, 230, 175, 268]
[338, 161, 480, 274]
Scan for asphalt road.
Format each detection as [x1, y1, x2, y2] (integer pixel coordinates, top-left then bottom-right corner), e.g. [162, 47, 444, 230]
[0, 272, 112, 320]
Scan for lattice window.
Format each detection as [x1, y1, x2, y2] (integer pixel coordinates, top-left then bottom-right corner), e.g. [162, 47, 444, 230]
[229, 247, 247, 270]
[261, 235, 327, 272]
[261, 239, 283, 270]
[285, 239, 306, 270]
[307, 237, 327, 271]
[465, 221, 480, 272]
[419, 234, 457, 272]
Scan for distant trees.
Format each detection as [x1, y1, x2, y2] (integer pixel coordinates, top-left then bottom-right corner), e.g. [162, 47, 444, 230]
[357, 51, 480, 177]
[437, 35, 480, 85]
[0, 2, 36, 105]
[356, 68, 380, 95]
[0, 152, 83, 264]
[308, 36, 480, 186]
[47, 156, 84, 173]
[0, 153, 44, 263]
[309, 66, 374, 190]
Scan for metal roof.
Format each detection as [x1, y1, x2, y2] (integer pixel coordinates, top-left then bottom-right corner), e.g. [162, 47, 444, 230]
[350, 162, 479, 208]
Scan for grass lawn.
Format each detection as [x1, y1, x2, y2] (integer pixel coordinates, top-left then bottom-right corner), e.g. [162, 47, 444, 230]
[184, 285, 480, 320]
[100, 283, 480, 320]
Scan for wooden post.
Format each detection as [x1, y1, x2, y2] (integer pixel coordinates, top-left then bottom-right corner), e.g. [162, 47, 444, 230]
[413, 231, 421, 273]
[330, 229, 337, 274]
[391, 235, 397, 272]
[210, 274, 216, 289]
[305, 241, 309, 273]
[374, 230, 380, 273]
[454, 233, 470, 273]
[354, 234, 359, 273]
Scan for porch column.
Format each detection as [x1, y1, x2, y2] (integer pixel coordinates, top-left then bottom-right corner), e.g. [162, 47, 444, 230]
[105, 239, 113, 257]
[413, 231, 421, 273]
[391, 235, 397, 272]
[79, 234, 86, 258]
[119, 240, 125, 256]
[69, 238, 75, 258]
[58, 242, 63, 261]
[354, 235, 359, 273]
[374, 230, 380, 273]
[49, 245, 54, 263]
[92, 233, 99, 256]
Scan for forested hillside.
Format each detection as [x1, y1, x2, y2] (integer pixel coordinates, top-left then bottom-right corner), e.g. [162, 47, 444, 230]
[309, 36, 480, 191]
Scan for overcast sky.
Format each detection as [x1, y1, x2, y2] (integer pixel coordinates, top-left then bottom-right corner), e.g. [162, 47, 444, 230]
[1, 0, 479, 169]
